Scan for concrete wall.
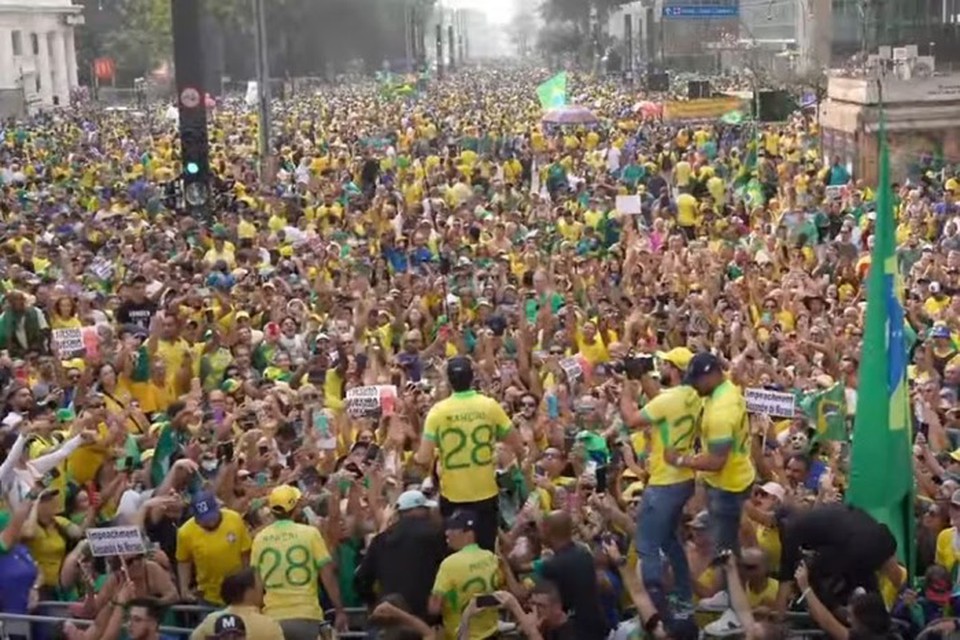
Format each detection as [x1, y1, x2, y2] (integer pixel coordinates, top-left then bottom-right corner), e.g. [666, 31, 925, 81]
[827, 73, 960, 106]
[0, 87, 25, 118]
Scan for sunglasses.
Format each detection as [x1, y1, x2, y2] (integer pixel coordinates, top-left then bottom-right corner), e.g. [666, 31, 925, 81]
[521, 401, 537, 408]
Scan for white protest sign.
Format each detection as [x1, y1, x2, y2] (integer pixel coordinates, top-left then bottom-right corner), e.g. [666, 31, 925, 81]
[86, 526, 147, 557]
[244, 81, 258, 107]
[745, 388, 796, 417]
[52, 328, 85, 357]
[559, 357, 583, 381]
[825, 185, 843, 201]
[615, 195, 643, 215]
[88, 259, 113, 281]
[346, 385, 397, 418]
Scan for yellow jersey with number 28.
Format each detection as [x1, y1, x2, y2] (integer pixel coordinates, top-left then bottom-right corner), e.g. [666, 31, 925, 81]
[432, 543, 501, 640]
[639, 385, 702, 486]
[424, 390, 513, 502]
[252, 519, 331, 621]
[700, 380, 756, 493]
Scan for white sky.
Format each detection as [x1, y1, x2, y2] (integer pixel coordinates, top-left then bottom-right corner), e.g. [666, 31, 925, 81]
[444, 0, 516, 24]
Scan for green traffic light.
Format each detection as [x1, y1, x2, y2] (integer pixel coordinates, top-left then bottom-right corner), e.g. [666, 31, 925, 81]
[186, 162, 200, 175]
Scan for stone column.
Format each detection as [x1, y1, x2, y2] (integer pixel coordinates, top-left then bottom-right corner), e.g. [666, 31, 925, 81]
[65, 28, 78, 89]
[51, 30, 69, 104]
[35, 31, 53, 105]
[0, 29, 15, 89]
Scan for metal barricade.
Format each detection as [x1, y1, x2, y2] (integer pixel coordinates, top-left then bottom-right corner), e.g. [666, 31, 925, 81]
[0, 612, 195, 639]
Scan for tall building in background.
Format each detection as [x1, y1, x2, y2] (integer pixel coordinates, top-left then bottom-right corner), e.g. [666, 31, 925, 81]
[660, 0, 740, 70]
[0, 0, 81, 110]
[832, 0, 960, 64]
[608, 1, 660, 71]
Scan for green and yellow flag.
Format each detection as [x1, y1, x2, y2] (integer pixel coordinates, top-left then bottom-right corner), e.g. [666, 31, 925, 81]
[537, 72, 567, 110]
[798, 383, 846, 441]
[847, 113, 915, 573]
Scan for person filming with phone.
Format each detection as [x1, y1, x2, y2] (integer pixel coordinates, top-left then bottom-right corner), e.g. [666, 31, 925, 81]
[776, 502, 901, 616]
[415, 356, 523, 551]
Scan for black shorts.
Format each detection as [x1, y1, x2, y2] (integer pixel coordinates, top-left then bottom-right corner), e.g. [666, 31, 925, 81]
[439, 494, 499, 552]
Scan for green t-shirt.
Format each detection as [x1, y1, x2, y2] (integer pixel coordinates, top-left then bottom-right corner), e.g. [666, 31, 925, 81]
[524, 292, 564, 324]
[335, 538, 363, 607]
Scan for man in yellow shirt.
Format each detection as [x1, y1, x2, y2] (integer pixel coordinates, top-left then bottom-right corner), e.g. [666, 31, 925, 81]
[667, 353, 755, 554]
[676, 189, 700, 239]
[415, 356, 523, 551]
[620, 346, 699, 604]
[934, 489, 960, 574]
[176, 492, 252, 605]
[252, 485, 348, 637]
[429, 510, 501, 640]
[189, 568, 284, 640]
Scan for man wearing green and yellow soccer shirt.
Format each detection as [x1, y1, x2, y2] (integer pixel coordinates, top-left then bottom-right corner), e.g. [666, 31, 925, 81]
[667, 353, 755, 555]
[429, 510, 501, 640]
[416, 357, 523, 552]
[620, 347, 699, 603]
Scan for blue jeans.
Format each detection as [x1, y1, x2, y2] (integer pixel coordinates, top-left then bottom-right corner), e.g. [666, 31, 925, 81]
[705, 485, 751, 555]
[636, 480, 695, 601]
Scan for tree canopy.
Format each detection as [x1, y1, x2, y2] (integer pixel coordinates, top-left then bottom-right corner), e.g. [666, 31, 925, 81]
[76, 0, 436, 85]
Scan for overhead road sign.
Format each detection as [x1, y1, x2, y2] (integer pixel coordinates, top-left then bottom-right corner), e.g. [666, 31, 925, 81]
[662, 5, 739, 18]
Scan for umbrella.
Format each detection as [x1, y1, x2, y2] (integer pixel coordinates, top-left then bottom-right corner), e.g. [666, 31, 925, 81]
[542, 105, 598, 125]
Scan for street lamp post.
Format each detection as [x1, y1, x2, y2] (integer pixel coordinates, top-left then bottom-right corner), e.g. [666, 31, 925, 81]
[252, 0, 272, 181]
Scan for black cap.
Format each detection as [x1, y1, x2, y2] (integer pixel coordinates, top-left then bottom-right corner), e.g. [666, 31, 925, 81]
[683, 352, 721, 384]
[212, 613, 246, 637]
[447, 356, 473, 377]
[445, 509, 479, 532]
[446, 356, 474, 391]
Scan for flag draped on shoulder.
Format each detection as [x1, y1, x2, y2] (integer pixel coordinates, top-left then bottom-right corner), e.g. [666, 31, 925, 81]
[847, 111, 915, 574]
[537, 72, 567, 110]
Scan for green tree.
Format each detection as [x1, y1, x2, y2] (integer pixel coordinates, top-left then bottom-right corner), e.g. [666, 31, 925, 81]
[101, 0, 172, 77]
[78, 0, 437, 83]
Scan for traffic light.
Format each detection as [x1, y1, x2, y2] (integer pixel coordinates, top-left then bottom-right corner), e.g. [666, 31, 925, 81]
[171, 0, 211, 216]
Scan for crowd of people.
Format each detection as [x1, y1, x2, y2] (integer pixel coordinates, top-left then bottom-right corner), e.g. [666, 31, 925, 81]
[0, 65, 956, 640]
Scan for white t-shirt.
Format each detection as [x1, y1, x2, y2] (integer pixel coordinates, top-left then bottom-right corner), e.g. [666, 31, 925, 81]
[606, 146, 622, 173]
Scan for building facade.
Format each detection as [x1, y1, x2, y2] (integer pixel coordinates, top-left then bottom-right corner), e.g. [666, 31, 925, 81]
[0, 0, 81, 109]
[821, 72, 960, 184]
[832, 0, 960, 65]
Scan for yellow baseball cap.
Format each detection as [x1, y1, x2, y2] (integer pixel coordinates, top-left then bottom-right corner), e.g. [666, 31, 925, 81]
[657, 347, 695, 370]
[268, 485, 302, 514]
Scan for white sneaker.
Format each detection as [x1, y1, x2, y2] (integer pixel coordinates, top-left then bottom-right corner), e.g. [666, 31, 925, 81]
[704, 608, 743, 637]
[697, 591, 731, 612]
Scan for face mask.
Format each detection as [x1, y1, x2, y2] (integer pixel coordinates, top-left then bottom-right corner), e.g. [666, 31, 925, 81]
[201, 460, 218, 473]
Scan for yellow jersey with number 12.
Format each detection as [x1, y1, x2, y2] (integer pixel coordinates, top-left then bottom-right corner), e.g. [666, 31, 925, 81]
[424, 390, 513, 502]
[700, 380, 755, 492]
[432, 543, 501, 640]
[639, 385, 702, 486]
[252, 519, 331, 621]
